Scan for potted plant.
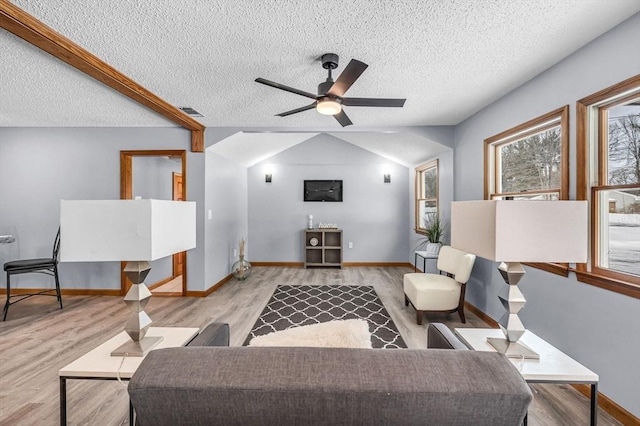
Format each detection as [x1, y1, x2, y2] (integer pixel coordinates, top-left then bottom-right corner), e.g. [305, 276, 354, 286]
[421, 212, 446, 255]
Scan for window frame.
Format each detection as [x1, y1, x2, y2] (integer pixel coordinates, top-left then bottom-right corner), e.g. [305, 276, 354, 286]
[484, 106, 570, 276]
[414, 159, 439, 234]
[576, 75, 640, 299]
[484, 105, 569, 201]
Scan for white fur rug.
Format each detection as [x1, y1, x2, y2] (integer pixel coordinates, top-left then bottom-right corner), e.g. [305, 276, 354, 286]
[248, 319, 372, 348]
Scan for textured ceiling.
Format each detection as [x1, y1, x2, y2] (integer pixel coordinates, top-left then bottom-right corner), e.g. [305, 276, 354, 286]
[1, 1, 639, 166]
[209, 132, 319, 167]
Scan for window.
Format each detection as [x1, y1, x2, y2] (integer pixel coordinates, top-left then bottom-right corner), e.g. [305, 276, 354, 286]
[415, 160, 438, 233]
[484, 106, 569, 276]
[484, 106, 569, 200]
[577, 75, 640, 297]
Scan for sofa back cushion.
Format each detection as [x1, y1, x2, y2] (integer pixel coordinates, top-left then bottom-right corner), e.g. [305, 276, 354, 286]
[129, 346, 531, 426]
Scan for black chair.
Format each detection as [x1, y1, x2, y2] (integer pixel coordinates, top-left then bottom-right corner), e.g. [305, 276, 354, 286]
[3, 228, 63, 321]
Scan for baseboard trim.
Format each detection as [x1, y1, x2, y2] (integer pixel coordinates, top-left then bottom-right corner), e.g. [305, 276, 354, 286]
[0, 288, 121, 296]
[249, 262, 414, 268]
[343, 262, 413, 268]
[572, 384, 640, 425]
[464, 301, 639, 425]
[464, 301, 498, 327]
[151, 291, 183, 297]
[251, 262, 304, 267]
[185, 273, 233, 297]
[147, 276, 176, 290]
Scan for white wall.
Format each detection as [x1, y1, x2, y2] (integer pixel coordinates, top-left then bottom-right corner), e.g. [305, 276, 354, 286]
[454, 13, 640, 416]
[247, 134, 409, 263]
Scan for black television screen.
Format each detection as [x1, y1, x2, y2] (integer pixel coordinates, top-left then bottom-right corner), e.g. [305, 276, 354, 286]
[304, 180, 343, 202]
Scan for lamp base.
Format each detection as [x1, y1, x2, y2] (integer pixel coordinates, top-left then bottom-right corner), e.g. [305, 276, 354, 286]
[487, 337, 539, 359]
[110, 336, 163, 357]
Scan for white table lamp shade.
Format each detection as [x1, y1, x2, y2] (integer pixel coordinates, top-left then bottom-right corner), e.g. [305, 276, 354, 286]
[450, 200, 587, 263]
[60, 199, 196, 262]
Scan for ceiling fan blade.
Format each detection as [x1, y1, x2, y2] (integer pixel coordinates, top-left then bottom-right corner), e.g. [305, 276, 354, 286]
[327, 59, 368, 97]
[255, 78, 317, 100]
[276, 103, 317, 117]
[342, 97, 406, 107]
[334, 109, 353, 127]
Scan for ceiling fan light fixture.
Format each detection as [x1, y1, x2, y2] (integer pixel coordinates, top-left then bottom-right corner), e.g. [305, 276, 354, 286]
[316, 97, 342, 115]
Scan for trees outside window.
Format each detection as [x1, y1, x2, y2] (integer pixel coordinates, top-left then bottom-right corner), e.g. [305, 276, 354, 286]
[577, 75, 640, 298]
[485, 106, 569, 201]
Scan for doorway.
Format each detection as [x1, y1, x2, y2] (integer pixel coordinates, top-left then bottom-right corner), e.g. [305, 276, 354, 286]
[171, 172, 185, 278]
[120, 150, 187, 297]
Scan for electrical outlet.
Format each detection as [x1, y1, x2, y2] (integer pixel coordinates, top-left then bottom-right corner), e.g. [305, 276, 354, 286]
[233, 249, 237, 257]
[348, 242, 353, 249]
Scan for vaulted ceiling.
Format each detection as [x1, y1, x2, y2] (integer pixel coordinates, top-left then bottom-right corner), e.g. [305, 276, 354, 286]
[2, 0, 639, 165]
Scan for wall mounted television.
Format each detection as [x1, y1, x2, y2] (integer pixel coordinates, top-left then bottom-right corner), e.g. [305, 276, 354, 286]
[304, 180, 343, 202]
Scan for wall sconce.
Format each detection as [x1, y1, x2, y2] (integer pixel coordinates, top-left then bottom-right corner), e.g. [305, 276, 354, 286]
[265, 174, 272, 183]
[384, 174, 391, 183]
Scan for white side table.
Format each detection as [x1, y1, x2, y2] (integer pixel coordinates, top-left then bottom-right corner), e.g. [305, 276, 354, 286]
[414, 250, 438, 272]
[454, 328, 599, 426]
[59, 326, 199, 425]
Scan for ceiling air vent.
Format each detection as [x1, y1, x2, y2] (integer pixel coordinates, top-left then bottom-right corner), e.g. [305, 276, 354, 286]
[179, 107, 204, 117]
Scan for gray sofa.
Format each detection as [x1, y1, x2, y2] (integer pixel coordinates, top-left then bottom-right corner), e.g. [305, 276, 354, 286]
[128, 323, 532, 426]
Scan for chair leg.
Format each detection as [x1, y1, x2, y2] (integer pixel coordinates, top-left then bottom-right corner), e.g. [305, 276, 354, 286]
[53, 265, 63, 309]
[416, 310, 423, 325]
[458, 305, 466, 323]
[3, 273, 11, 321]
[458, 283, 467, 323]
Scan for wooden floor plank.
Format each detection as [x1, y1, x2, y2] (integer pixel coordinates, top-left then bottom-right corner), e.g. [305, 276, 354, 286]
[0, 266, 622, 425]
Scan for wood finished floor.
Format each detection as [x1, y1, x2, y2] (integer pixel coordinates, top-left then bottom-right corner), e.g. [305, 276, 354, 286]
[0, 266, 620, 425]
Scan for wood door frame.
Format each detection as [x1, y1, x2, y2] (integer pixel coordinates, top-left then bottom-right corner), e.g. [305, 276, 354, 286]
[120, 150, 188, 296]
[171, 172, 184, 278]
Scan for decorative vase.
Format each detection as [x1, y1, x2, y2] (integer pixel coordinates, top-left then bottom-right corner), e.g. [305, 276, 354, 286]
[232, 255, 252, 281]
[425, 242, 442, 255]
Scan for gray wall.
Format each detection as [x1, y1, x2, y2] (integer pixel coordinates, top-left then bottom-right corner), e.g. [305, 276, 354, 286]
[454, 13, 640, 416]
[0, 127, 207, 291]
[204, 150, 248, 286]
[132, 156, 181, 200]
[248, 134, 409, 262]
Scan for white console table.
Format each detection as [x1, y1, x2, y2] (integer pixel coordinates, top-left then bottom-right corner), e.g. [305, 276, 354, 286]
[455, 328, 599, 426]
[59, 327, 199, 425]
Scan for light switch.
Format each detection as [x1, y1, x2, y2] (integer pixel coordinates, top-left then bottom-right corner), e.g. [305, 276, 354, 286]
[208, 209, 213, 220]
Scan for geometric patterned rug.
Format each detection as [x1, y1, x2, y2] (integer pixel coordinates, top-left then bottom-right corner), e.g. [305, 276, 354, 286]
[244, 285, 407, 349]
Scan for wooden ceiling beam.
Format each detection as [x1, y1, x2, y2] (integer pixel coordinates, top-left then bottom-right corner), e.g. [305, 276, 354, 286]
[0, 0, 205, 152]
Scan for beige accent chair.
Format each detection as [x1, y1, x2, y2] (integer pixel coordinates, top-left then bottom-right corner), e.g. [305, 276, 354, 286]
[404, 246, 476, 325]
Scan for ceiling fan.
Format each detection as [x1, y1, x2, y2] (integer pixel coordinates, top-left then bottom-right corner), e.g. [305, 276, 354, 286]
[255, 53, 406, 127]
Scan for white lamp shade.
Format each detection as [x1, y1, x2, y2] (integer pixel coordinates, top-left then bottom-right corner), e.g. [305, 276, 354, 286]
[450, 200, 587, 263]
[60, 199, 196, 262]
